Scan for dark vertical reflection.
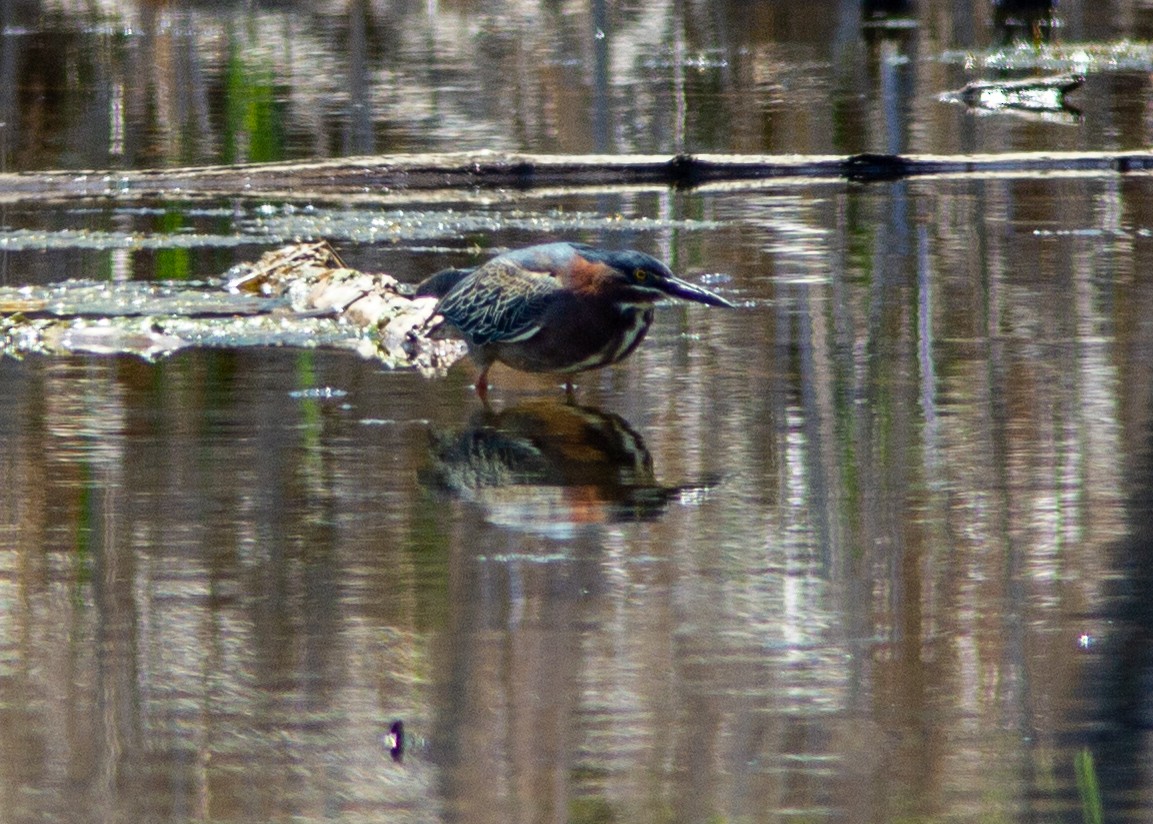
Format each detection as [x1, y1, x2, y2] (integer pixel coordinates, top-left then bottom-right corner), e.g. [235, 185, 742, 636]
[590, 0, 611, 153]
[862, 0, 913, 18]
[0, 0, 23, 173]
[1082, 387, 1153, 817]
[951, 2, 977, 47]
[344, 0, 374, 156]
[993, 0, 1056, 43]
[865, 20, 915, 240]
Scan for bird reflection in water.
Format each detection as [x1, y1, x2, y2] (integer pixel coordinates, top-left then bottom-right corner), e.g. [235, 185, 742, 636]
[420, 400, 718, 536]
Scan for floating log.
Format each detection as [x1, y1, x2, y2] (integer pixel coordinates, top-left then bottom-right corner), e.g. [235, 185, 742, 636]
[3, 149, 1153, 203]
[950, 73, 1084, 105]
[940, 74, 1084, 122]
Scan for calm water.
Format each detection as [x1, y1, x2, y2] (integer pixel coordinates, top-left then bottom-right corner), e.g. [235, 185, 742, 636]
[4, 2, 1153, 823]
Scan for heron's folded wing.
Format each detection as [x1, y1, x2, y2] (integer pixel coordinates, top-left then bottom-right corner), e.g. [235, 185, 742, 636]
[436, 261, 560, 346]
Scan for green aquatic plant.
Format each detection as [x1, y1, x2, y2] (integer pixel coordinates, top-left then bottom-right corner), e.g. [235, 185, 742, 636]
[222, 35, 285, 164]
[1075, 747, 1103, 824]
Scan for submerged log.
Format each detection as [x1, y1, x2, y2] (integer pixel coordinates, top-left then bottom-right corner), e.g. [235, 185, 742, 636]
[4, 149, 1153, 203]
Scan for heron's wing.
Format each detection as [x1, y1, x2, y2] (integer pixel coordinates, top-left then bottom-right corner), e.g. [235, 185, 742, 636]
[435, 259, 561, 345]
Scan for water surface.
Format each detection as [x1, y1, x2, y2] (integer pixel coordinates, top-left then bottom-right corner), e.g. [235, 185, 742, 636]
[3, 2, 1153, 823]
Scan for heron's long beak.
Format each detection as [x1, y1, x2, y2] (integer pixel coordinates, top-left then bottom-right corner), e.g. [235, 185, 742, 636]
[662, 276, 735, 308]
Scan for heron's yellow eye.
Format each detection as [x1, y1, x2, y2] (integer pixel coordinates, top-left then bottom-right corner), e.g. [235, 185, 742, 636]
[633, 268, 648, 282]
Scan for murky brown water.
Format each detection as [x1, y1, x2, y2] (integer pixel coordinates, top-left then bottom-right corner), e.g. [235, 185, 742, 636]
[5, 2, 1153, 823]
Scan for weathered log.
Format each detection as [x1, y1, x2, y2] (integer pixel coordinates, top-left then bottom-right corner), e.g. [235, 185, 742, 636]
[3, 149, 1153, 203]
[0, 242, 467, 370]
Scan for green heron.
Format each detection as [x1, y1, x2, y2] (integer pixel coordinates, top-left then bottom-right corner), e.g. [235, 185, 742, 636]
[418, 242, 733, 399]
